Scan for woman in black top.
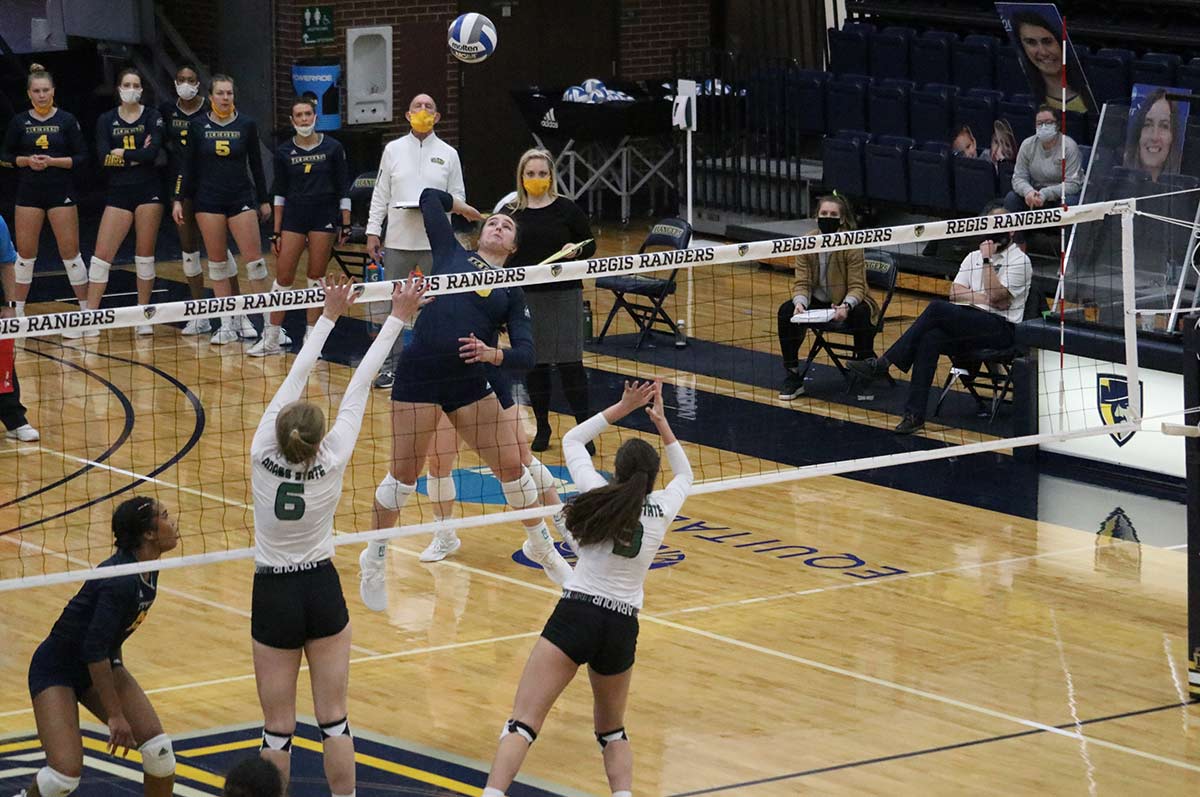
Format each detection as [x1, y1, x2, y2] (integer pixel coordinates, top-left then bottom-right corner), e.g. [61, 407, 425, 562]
[86, 68, 164, 331]
[505, 148, 597, 452]
[1, 64, 89, 323]
[21, 497, 180, 797]
[171, 74, 271, 345]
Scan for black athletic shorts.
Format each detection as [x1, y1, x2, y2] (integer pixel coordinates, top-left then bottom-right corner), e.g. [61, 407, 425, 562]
[541, 591, 639, 676]
[107, 180, 164, 212]
[281, 199, 339, 235]
[16, 179, 76, 210]
[27, 638, 124, 699]
[391, 352, 494, 414]
[251, 559, 349, 649]
[192, 194, 257, 217]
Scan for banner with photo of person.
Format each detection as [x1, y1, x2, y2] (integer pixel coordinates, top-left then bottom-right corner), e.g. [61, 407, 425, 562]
[1124, 84, 1191, 183]
[996, 3, 1096, 114]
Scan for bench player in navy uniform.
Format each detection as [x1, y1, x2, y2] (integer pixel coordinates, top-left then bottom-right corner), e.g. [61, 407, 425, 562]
[85, 69, 164, 333]
[358, 187, 573, 610]
[171, 74, 271, 344]
[17, 497, 180, 797]
[0, 64, 89, 330]
[250, 97, 351, 356]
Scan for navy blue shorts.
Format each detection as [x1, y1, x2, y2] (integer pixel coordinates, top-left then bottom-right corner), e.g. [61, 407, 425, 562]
[16, 179, 76, 210]
[281, 199, 339, 235]
[391, 352, 494, 414]
[27, 638, 122, 699]
[107, 180, 164, 212]
[192, 194, 257, 217]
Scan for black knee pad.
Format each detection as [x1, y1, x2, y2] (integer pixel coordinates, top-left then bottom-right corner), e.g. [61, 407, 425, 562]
[261, 728, 294, 752]
[596, 726, 628, 749]
[500, 718, 537, 745]
[319, 716, 352, 739]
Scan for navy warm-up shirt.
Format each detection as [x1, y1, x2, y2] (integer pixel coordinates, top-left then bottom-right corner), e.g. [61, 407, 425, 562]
[406, 188, 534, 370]
[1, 108, 86, 189]
[160, 98, 208, 189]
[175, 112, 268, 204]
[96, 106, 164, 187]
[270, 134, 350, 204]
[46, 550, 158, 664]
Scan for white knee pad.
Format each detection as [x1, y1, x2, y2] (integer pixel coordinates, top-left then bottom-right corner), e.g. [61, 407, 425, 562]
[501, 467, 539, 509]
[181, 250, 203, 278]
[135, 256, 156, 280]
[427, 474, 456, 505]
[375, 472, 415, 511]
[271, 280, 292, 294]
[139, 733, 175, 778]
[36, 766, 80, 796]
[14, 256, 34, 285]
[207, 259, 228, 280]
[64, 255, 88, 286]
[87, 256, 111, 284]
[246, 257, 268, 281]
[527, 457, 557, 492]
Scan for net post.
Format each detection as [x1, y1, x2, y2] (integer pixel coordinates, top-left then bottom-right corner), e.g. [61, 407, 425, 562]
[1186, 318, 1200, 703]
[1120, 204, 1142, 421]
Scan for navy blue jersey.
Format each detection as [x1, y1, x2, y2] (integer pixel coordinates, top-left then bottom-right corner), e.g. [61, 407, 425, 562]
[96, 106, 163, 188]
[271, 134, 350, 204]
[159, 98, 208, 158]
[175, 112, 268, 204]
[1, 108, 86, 188]
[46, 550, 158, 664]
[405, 188, 534, 370]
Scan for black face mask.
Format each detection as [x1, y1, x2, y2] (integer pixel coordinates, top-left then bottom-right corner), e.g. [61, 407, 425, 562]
[817, 216, 841, 235]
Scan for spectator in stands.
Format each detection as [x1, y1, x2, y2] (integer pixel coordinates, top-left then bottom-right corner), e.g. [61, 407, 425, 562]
[983, 120, 1018, 171]
[1004, 106, 1082, 212]
[0, 214, 39, 442]
[847, 200, 1031, 434]
[1124, 87, 1185, 183]
[223, 755, 282, 797]
[1011, 11, 1089, 113]
[951, 125, 979, 159]
[777, 194, 877, 400]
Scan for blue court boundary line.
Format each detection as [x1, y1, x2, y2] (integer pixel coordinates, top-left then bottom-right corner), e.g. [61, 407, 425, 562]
[666, 700, 1194, 796]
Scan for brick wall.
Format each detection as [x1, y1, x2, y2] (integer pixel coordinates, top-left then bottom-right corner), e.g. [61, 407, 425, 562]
[619, 0, 712, 80]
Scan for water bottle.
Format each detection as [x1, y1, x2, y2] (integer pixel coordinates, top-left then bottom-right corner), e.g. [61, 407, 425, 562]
[364, 258, 382, 283]
[582, 300, 594, 343]
[674, 319, 687, 348]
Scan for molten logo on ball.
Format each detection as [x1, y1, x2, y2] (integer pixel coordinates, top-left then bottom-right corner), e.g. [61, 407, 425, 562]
[448, 12, 497, 63]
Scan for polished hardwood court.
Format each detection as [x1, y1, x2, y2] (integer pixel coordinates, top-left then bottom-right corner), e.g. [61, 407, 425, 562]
[0, 227, 1195, 795]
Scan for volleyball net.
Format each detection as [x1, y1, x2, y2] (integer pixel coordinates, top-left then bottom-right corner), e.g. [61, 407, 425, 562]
[0, 197, 1191, 590]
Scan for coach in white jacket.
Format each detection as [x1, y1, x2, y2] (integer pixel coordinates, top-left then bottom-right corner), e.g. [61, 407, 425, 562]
[365, 93, 465, 386]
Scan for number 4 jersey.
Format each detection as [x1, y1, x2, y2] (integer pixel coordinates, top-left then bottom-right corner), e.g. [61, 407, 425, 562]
[1, 108, 87, 192]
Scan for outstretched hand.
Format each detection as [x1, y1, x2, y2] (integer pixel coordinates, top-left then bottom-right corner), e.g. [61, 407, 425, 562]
[645, 380, 666, 424]
[618, 380, 657, 415]
[393, 277, 432, 325]
[321, 274, 358, 321]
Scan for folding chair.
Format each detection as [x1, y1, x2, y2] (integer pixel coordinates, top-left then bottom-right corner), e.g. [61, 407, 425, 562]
[800, 249, 899, 389]
[331, 171, 377, 278]
[595, 218, 692, 349]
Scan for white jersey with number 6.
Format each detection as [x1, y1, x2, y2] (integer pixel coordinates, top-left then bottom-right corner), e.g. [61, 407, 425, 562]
[562, 413, 692, 609]
[251, 314, 404, 568]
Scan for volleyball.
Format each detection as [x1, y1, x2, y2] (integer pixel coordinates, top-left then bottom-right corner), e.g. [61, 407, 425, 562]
[562, 85, 587, 102]
[448, 13, 497, 63]
[587, 87, 609, 104]
[582, 78, 606, 94]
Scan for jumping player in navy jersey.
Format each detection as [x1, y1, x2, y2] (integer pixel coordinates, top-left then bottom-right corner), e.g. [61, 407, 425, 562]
[85, 69, 164, 332]
[358, 187, 573, 611]
[171, 74, 271, 344]
[17, 497, 180, 797]
[0, 64, 89, 327]
[250, 98, 351, 356]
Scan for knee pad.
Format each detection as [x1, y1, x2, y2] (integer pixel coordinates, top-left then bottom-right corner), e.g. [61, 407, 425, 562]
[271, 279, 292, 294]
[318, 716, 352, 739]
[14, 256, 34, 285]
[246, 257, 268, 281]
[427, 474, 456, 505]
[596, 727, 628, 749]
[181, 250, 203, 278]
[501, 467, 538, 510]
[64, 255, 88, 287]
[527, 457, 557, 492]
[135, 256, 156, 281]
[219, 254, 239, 280]
[207, 259, 228, 280]
[87, 256, 111, 284]
[375, 472, 415, 511]
[500, 718, 537, 745]
[261, 728, 294, 753]
[36, 766, 80, 797]
[139, 733, 175, 778]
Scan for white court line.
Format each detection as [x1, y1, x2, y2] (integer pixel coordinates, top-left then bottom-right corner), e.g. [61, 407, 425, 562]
[82, 755, 213, 797]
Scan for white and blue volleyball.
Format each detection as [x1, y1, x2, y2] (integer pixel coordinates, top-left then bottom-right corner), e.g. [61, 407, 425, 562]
[448, 13, 497, 63]
[562, 85, 587, 102]
[587, 86, 609, 103]
[582, 78, 606, 94]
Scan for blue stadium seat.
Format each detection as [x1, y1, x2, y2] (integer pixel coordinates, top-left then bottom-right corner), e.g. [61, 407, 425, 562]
[996, 160, 1016, 196]
[910, 83, 957, 146]
[788, 69, 828, 135]
[911, 31, 956, 86]
[1133, 53, 1182, 87]
[866, 135, 914, 202]
[954, 93, 997, 145]
[870, 27, 914, 82]
[909, 142, 954, 210]
[828, 23, 874, 76]
[953, 155, 996, 213]
[995, 46, 1027, 98]
[867, 79, 911, 137]
[1063, 113, 1090, 147]
[821, 130, 872, 198]
[1077, 145, 1091, 173]
[952, 34, 998, 93]
[1178, 58, 1200, 96]
[999, 95, 1035, 142]
[1087, 48, 1132, 104]
[826, 75, 871, 135]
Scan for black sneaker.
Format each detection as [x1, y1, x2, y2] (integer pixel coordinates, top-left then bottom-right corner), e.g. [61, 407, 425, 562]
[778, 371, 805, 400]
[373, 370, 395, 390]
[894, 414, 925, 434]
[531, 424, 552, 452]
[847, 357, 889, 384]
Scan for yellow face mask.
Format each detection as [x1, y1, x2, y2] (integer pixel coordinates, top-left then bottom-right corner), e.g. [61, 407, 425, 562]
[523, 176, 551, 197]
[212, 103, 236, 121]
[410, 109, 436, 134]
[30, 95, 53, 112]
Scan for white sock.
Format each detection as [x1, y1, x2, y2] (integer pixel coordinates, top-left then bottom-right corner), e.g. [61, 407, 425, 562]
[369, 539, 388, 558]
[306, 324, 315, 337]
[525, 520, 552, 549]
[613, 791, 632, 797]
[15, 301, 25, 317]
[78, 299, 90, 311]
[482, 788, 505, 797]
[332, 792, 356, 797]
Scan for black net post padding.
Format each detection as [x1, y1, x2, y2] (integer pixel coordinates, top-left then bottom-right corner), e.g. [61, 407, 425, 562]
[1185, 316, 1200, 703]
